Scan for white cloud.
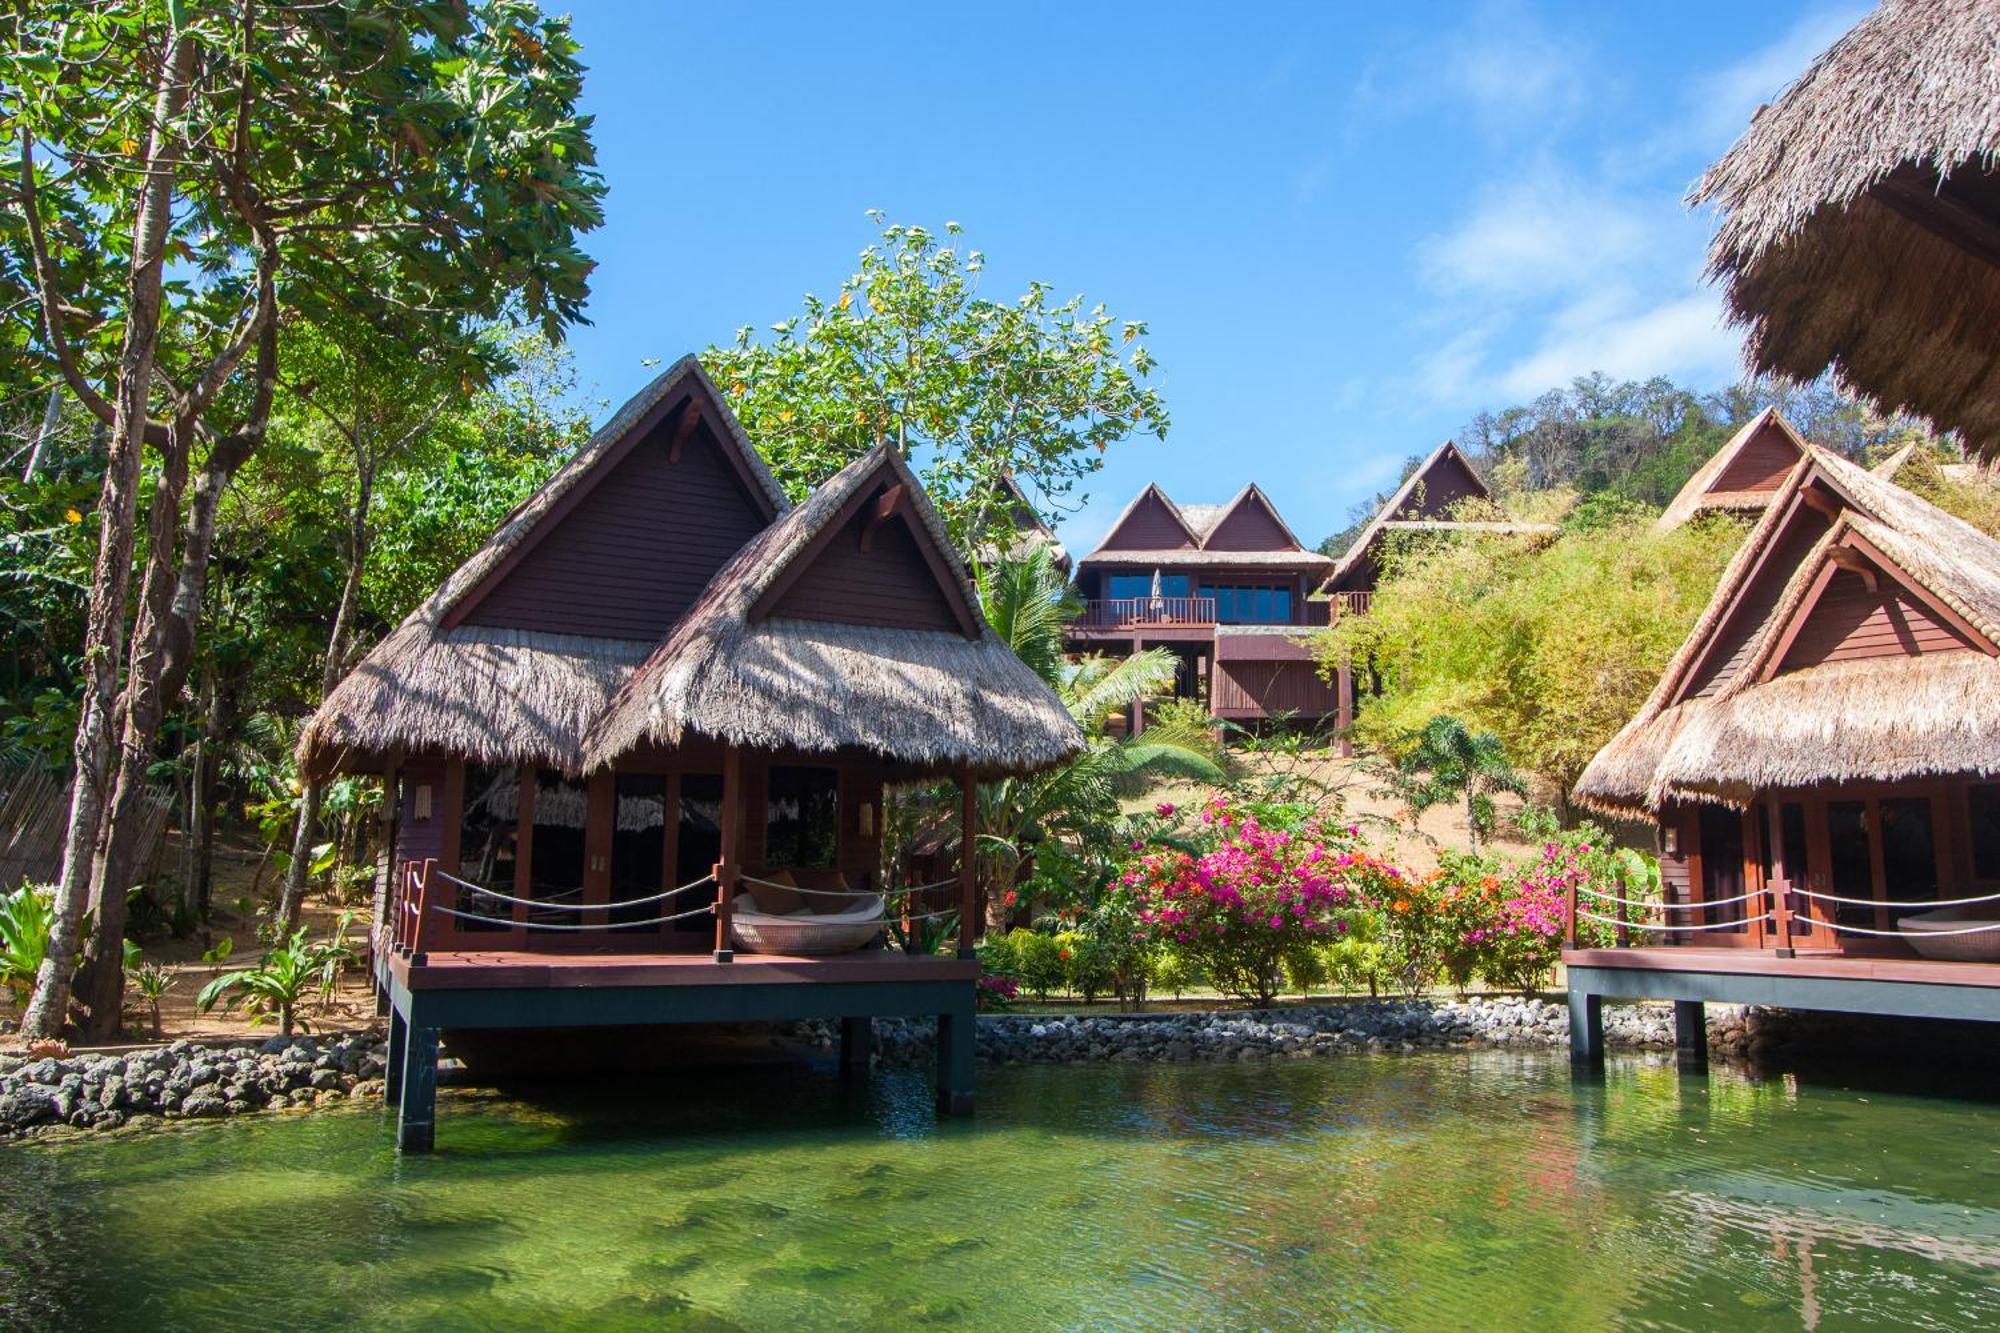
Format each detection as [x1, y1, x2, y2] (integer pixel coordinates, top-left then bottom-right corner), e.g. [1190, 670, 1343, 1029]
[1419, 171, 1659, 301]
[1497, 291, 1742, 399]
[1349, 0, 1592, 135]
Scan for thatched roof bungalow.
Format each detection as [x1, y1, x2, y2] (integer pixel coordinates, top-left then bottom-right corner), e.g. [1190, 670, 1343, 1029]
[1575, 442, 2000, 956]
[308, 355, 1079, 968]
[1655, 407, 1810, 532]
[1694, 0, 2000, 459]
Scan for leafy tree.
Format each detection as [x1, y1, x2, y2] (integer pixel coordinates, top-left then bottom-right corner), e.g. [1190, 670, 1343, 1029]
[705, 215, 1167, 557]
[8, 0, 605, 1038]
[1381, 715, 1524, 851]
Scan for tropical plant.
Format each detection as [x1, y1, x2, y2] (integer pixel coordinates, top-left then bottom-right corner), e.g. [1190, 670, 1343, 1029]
[195, 928, 352, 1035]
[131, 962, 173, 1039]
[1127, 798, 1359, 1007]
[1382, 715, 1526, 850]
[0, 883, 56, 1004]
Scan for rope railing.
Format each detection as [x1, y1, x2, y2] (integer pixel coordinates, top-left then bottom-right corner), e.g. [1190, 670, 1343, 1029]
[1575, 908, 1769, 933]
[737, 872, 959, 901]
[1792, 885, 2000, 910]
[431, 867, 715, 913]
[428, 901, 719, 932]
[1578, 884, 1765, 911]
[1808, 917, 2000, 938]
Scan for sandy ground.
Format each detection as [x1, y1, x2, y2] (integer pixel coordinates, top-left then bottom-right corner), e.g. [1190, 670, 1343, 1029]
[3, 837, 380, 1052]
[1135, 746, 1549, 874]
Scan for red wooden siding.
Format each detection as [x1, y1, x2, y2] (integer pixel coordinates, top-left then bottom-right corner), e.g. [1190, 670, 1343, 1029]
[769, 509, 963, 631]
[1779, 568, 1976, 672]
[464, 421, 768, 641]
[1687, 507, 1832, 699]
[396, 758, 447, 871]
[1205, 496, 1295, 551]
[1397, 452, 1486, 519]
[1714, 421, 1801, 494]
[1100, 489, 1195, 550]
[1211, 660, 1336, 718]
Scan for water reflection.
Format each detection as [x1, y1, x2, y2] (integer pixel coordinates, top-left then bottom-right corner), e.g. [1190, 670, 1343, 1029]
[0, 1051, 1995, 1331]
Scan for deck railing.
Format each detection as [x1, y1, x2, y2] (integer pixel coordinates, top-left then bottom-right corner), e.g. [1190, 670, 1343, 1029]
[1077, 596, 1217, 629]
[1562, 875, 2000, 953]
[1332, 590, 1372, 618]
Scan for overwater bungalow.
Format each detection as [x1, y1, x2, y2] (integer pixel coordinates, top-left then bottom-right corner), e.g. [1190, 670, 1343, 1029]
[1569, 440, 2000, 1059]
[300, 356, 1081, 1148]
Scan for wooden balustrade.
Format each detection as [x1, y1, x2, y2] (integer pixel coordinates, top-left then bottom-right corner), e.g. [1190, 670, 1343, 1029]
[1077, 596, 1217, 628]
[1332, 590, 1372, 618]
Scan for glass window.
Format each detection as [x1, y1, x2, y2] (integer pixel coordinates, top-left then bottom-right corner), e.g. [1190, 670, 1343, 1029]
[1270, 587, 1293, 622]
[1970, 785, 2000, 880]
[1878, 798, 1938, 916]
[610, 775, 667, 933]
[530, 770, 589, 926]
[767, 766, 840, 869]
[1826, 800, 1874, 922]
[1697, 804, 1746, 930]
[1106, 573, 1188, 600]
[455, 765, 518, 932]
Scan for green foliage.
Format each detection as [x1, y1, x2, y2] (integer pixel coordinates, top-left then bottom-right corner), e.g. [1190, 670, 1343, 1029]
[131, 961, 173, 1038]
[1326, 515, 1739, 804]
[705, 215, 1167, 555]
[1149, 943, 1197, 999]
[195, 927, 353, 1036]
[1053, 931, 1115, 1003]
[0, 882, 55, 1002]
[1323, 912, 1389, 996]
[1281, 940, 1328, 997]
[998, 931, 1066, 1001]
[1380, 715, 1525, 850]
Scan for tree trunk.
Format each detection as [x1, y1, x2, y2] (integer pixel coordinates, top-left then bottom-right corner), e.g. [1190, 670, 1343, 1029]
[73, 408, 196, 1039]
[21, 34, 196, 1040]
[274, 458, 373, 936]
[20, 385, 60, 484]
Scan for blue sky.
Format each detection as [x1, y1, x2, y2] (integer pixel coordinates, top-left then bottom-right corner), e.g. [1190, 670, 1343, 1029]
[558, 0, 1866, 554]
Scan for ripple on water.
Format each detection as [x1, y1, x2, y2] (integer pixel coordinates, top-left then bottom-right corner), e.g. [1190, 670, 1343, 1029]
[2, 1051, 1998, 1331]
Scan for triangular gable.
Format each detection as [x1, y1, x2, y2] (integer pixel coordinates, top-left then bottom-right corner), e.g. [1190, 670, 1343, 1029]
[1204, 483, 1304, 551]
[1323, 441, 1490, 591]
[752, 454, 982, 639]
[1095, 483, 1197, 551]
[1656, 408, 1808, 531]
[446, 359, 785, 641]
[1754, 522, 1992, 680]
[998, 474, 1054, 541]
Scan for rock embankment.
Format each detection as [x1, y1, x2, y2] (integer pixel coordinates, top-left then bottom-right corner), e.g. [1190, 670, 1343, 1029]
[804, 996, 1695, 1066]
[0, 1033, 386, 1138]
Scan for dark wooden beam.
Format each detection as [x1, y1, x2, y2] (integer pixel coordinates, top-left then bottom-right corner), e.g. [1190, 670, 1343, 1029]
[1872, 170, 2000, 275]
[667, 397, 703, 463]
[858, 483, 905, 552]
[1826, 545, 1879, 592]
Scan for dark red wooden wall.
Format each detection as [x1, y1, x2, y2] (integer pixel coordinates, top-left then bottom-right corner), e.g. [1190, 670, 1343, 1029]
[1099, 489, 1195, 550]
[463, 421, 769, 641]
[1779, 569, 1975, 671]
[1205, 496, 1295, 551]
[1714, 422, 1802, 494]
[769, 508, 962, 631]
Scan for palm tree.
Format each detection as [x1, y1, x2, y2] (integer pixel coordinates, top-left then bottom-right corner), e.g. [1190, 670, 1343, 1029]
[945, 546, 1224, 930]
[1386, 714, 1524, 851]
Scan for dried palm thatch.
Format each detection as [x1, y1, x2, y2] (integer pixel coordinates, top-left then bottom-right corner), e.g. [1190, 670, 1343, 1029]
[299, 357, 785, 779]
[1578, 439, 2000, 811]
[585, 445, 1083, 776]
[1694, 0, 2000, 458]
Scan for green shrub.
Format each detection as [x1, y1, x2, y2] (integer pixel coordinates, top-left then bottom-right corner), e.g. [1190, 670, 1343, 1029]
[1150, 943, 1196, 999]
[1006, 930, 1065, 1000]
[0, 882, 56, 1003]
[1056, 930, 1116, 1003]
[1324, 910, 1388, 995]
[1281, 939, 1328, 997]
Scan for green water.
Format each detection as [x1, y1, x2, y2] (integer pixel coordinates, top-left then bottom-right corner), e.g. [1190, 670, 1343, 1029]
[2, 1053, 1997, 1331]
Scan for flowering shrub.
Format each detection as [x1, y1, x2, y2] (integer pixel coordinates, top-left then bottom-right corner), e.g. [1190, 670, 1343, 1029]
[976, 973, 1018, 1010]
[1127, 798, 1359, 1006]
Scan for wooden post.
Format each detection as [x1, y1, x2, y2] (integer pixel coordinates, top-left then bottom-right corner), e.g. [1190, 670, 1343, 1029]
[1568, 989, 1603, 1070]
[1563, 875, 1579, 949]
[713, 745, 740, 962]
[1335, 655, 1353, 758]
[385, 1007, 407, 1107]
[1673, 1000, 1708, 1072]
[409, 858, 437, 962]
[959, 764, 978, 960]
[840, 1015, 872, 1073]
[935, 996, 975, 1115]
[396, 1022, 439, 1152]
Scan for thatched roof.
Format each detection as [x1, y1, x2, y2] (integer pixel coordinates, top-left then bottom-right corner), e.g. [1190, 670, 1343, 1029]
[300, 357, 783, 778]
[1693, 0, 2000, 459]
[1655, 408, 1809, 531]
[1081, 548, 1333, 568]
[584, 444, 1082, 775]
[1575, 440, 2000, 812]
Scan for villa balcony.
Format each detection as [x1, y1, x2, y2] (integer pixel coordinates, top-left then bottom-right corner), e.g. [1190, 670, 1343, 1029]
[1075, 595, 1218, 631]
[1332, 590, 1372, 618]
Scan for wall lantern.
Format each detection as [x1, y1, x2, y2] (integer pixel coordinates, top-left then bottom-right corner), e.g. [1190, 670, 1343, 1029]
[1661, 825, 1679, 857]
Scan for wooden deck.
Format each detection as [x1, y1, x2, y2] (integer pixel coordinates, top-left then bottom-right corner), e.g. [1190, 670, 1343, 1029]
[1562, 945, 2000, 1071]
[376, 943, 978, 1152]
[388, 946, 977, 991]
